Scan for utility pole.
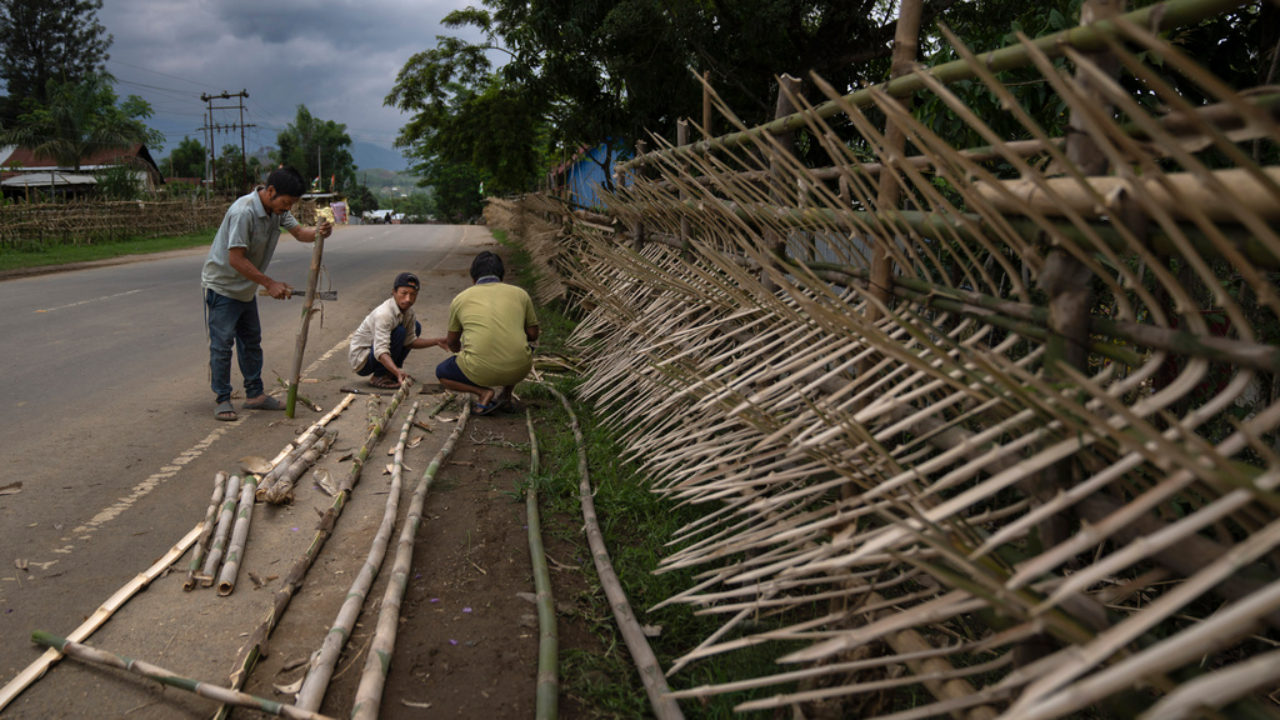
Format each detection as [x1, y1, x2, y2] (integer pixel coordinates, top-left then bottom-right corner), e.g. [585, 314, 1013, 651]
[200, 90, 255, 194]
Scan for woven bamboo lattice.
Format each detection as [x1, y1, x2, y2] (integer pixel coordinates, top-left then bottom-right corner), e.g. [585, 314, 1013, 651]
[0, 200, 230, 248]
[489, 1, 1280, 717]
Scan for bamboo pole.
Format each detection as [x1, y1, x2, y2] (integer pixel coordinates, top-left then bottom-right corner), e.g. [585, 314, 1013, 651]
[525, 408, 559, 720]
[216, 473, 259, 596]
[201, 474, 243, 586]
[350, 402, 471, 720]
[286, 230, 325, 418]
[294, 404, 419, 712]
[542, 384, 684, 720]
[215, 382, 412, 720]
[185, 471, 228, 591]
[257, 428, 325, 501]
[0, 523, 205, 711]
[30, 632, 335, 720]
[264, 430, 337, 505]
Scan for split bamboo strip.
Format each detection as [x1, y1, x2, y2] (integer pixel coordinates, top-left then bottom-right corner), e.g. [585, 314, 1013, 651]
[526, 408, 559, 720]
[216, 473, 259, 596]
[214, 381, 412, 720]
[201, 473, 243, 586]
[294, 404, 419, 712]
[0, 522, 205, 711]
[184, 471, 228, 591]
[31, 632, 335, 720]
[287, 231, 325, 418]
[543, 384, 684, 719]
[264, 430, 337, 505]
[350, 402, 471, 720]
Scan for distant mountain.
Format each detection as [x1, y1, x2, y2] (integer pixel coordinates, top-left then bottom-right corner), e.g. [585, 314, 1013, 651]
[352, 141, 407, 173]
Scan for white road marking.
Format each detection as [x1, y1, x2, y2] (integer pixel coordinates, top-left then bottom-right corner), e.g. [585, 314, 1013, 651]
[35, 289, 144, 313]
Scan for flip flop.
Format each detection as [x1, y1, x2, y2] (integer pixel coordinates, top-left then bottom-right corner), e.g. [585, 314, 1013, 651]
[472, 402, 498, 417]
[368, 376, 400, 389]
[244, 395, 286, 411]
[215, 400, 237, 421]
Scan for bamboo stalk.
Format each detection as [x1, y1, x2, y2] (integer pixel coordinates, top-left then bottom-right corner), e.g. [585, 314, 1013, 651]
[215, 382, 412, 720]
[264, 430, 337, 505]
[257, 428, 325, 501]
[201, 474, 243, 586]
[542, 384, 684, 719]
[185, 471, 228, 591]
[286, 231, 325, 418]
[216, 473, 259, 596]
[294, 404, 419, 712]
[0, 523, 205, 711]
[525, 408, 559, 720]
[31, 632, 335, 720]
[350, 402, 471, 720]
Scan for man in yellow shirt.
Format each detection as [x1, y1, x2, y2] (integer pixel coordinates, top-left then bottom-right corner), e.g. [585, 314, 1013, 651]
[435, 252, 539, 415]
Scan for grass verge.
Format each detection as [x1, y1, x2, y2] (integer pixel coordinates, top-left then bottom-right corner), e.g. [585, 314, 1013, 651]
[0, 229, 216, 273]
[495, 228, 800, 718]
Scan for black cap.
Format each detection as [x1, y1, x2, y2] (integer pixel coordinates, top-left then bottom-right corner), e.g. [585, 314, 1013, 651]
[394, 272, 420, 291]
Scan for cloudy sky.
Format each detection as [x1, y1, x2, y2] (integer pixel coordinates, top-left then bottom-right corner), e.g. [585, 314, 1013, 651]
[98, 0, 486, 167]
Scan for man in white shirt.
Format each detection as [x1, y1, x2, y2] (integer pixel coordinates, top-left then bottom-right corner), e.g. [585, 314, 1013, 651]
[349, 272, 448, 389]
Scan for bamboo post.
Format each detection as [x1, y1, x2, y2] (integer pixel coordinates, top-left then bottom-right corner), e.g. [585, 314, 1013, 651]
[216, 473, 259, 596]
[0, 523, 204, 711]
[31, 632, 336, 720]
[866, 0, 922, 319]
[264, 430, 337, 505]
[761, 74, 802, 294]
[201, 474, 243, 586]
[632, 139, 648, 253]
[294, 405, 419, 712]
[678, 120, 693, 263]
[526, 408, 559, 720]
[286, 230, 325, 418]
[702, 70, 712, 139]
[542, 384, 683, 720]
[351, 403, 472, 720]
[215, 382, 412, 720]
[185, 471, 228, 591]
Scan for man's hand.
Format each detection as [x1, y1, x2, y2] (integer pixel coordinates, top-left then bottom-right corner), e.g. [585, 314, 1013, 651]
[264, 279, 293, 300]
[317, 220, 333, 239]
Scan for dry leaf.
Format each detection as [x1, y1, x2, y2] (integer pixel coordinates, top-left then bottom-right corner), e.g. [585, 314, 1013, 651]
[384, 464, 394, 475]
[239, 456, 273, 475]
[248, 571, 265, 588]
[0, 481, 21, 496]
[437, 415, 457, 423]
[387, 446, 397, 456]
[401, 700, 432, 709]
[15, 558, 29, 571]
[273, 677, 305, 695]
[315, 468, 338, 497]
[407, 436, 424, 448]
[338, 451, 354, 462]
[641, 624, 663, 638]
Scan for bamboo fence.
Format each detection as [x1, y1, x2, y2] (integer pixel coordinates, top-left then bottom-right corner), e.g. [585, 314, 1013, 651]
[486, 0, 1280, 716]
[0, 200, 228, 248]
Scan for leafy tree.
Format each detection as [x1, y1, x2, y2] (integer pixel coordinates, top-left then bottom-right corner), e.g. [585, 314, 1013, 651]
[162, 136, 206, 179]
[95, 161, 139, 200]
[0, 73, 163, 171]
[271, 105, 357, 193]
[0, 0, 112, 122]
[346, 183, 379, 218]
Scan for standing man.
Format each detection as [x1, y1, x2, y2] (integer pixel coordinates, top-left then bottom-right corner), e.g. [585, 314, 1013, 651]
[349, 272, 449, 389]
[436, 252, 539, 415]
[202, 166, 333, 421]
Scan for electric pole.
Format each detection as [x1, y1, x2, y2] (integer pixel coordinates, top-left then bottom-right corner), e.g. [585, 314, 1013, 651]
[200, 90, 255, 194]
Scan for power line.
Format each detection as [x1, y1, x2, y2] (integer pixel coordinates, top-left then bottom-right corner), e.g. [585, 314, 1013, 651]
[106, 59, 225, 91]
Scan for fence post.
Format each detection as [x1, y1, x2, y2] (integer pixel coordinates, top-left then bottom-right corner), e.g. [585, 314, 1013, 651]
[761, 74, 802, 292]
[677, 120, 693, 262]
[632, 139, 647, 253]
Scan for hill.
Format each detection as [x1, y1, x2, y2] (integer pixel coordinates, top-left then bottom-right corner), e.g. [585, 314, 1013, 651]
[352, 141, 407, 173]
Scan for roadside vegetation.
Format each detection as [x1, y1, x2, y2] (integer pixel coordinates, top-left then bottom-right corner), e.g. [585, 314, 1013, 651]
[0, 228, 215, 273]
[500, 229, 800, 717]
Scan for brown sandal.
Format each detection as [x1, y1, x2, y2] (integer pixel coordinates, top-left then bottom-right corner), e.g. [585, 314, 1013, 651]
[368, 376, 400, 389]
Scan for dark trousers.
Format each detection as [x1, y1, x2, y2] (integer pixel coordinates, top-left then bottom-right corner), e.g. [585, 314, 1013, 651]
[206, 288, 264, 404]
[357, 322, 421, 377]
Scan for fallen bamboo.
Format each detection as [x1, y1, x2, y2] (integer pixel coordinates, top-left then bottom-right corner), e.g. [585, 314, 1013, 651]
[0, 523, 205, 711]
[201, 474, 243, 586]
[214, 381, 412, 720]
[185, 471, 228, 591]
[294, 403, 420, 712]
[350, 402, 471, 720]
[526, 408, 559, 720]
[257, 427, 325, 500]
[543, 384, 683, 720]
[286, 230, 325, 418]
[31, 631, 335, 720]
[264, 430, 337, 505]
[216, 474, 260, 596]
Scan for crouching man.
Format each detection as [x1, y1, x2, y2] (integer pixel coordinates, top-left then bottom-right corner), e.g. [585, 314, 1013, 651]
[435, 252, 539, 415]
[349, 272, 448, 389]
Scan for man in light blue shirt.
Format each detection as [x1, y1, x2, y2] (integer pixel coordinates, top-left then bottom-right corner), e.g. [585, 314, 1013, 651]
[201, 166, 332, 421]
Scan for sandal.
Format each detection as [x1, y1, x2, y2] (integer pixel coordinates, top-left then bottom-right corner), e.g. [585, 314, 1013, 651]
[472, 402, 498, 416]
[215, 400, 237, 421]
[368, 376, 400, 389]
[244, 395, 286, 411]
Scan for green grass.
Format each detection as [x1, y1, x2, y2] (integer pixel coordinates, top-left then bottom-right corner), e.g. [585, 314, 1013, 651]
[0, 229, 216, 273]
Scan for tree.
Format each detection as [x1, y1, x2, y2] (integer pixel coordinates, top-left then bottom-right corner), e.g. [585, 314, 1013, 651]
[271, 105, 357, 193]
[0, 73, 163, 171]
[0, 0, 112, 122]
[346, 184, 379, 218]
[163, 136, 206, 179]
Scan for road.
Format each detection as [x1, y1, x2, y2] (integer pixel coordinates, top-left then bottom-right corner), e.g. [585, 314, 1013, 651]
[0, 223, 490, 695]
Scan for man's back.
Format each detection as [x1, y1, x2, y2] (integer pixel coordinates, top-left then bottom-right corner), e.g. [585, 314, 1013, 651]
[448, 282, 537, 387]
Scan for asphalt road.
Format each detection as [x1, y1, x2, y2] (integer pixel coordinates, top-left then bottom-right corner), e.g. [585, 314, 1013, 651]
[0, 222, 487, 691]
